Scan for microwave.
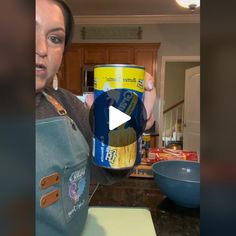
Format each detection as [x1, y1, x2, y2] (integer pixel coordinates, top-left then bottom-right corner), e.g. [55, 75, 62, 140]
[82, 65, 95, 92]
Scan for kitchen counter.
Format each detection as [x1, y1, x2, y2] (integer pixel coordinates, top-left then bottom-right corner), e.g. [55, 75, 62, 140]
[89, 177, 199, 236]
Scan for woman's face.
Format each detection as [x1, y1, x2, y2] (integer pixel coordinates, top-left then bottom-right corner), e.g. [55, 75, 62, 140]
[36, 0, 65, 92]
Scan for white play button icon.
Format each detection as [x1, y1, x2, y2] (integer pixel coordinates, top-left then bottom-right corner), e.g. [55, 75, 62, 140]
[89, 89, 147, 147]
[109, 106, 131, 131]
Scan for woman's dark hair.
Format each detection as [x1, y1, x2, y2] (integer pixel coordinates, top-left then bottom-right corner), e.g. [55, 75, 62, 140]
[53, 0, 74, 50]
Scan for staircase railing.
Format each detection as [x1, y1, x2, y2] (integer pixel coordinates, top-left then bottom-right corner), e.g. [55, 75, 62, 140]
[163, 100, 184, 147]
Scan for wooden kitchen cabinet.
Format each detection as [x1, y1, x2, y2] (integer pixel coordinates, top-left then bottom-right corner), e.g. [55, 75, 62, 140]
[134, 47, 157, 77]
[108, 47, 134, 64]
[60, 45, 84, 94]
[84, 46, 108, 64]
[60, 43, 160, 95]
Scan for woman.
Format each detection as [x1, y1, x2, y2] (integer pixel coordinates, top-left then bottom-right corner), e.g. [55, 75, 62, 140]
[36, 0, 156, 235]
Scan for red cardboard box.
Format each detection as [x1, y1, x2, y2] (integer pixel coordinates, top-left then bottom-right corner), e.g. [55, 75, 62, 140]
[147, 148, 198, 164]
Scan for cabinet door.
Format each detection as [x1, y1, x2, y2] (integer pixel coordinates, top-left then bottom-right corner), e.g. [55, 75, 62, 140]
[63, 47, 83, 95]
[84, 47, 108, 64]
[134, 47, 157, 80]
[58, 57, 65, 88]
[109, 47, 134, 64]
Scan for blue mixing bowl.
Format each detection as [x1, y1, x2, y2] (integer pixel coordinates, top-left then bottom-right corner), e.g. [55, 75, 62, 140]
[152, 160, 200, 208]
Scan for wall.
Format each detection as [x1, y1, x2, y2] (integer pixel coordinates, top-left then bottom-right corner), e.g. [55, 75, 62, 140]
[72, 23, 200, 127]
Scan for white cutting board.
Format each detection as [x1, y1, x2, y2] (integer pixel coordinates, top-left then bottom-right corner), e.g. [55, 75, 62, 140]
[81, 207, 157, 236]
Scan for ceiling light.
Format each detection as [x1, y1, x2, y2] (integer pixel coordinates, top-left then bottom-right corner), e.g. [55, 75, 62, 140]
[176, 0, 200, 12]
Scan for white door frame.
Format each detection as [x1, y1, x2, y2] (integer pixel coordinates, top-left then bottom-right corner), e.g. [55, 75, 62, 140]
[158, 56, 200, 147]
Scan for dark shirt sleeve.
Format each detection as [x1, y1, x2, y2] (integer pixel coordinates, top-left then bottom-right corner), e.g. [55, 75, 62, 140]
[55, 88, 133, 185]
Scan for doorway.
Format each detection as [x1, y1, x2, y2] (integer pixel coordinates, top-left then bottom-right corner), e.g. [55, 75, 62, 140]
[159, 56, 200, 150]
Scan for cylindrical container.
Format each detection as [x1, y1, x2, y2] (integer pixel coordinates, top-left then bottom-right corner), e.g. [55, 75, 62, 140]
[93, 64, 145, 169]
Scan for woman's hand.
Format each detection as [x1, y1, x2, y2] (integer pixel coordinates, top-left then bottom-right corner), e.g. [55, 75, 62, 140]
[84, 71, 156, 130]
[84, 93, 94, 109]
[143, 72, 156, 130]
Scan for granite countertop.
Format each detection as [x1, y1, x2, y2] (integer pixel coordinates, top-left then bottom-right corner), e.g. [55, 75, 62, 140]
[89, 177, 199, 236]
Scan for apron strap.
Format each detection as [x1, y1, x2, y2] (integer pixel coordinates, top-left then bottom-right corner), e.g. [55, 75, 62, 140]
[42, 91, 78, 130]
[42, 91, 67, 116]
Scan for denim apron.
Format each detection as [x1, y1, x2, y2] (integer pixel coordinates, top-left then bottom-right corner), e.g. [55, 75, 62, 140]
[36, 92, 90, 236]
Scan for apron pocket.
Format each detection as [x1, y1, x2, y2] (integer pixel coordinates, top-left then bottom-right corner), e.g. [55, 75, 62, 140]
[61, 158, 90, 223]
